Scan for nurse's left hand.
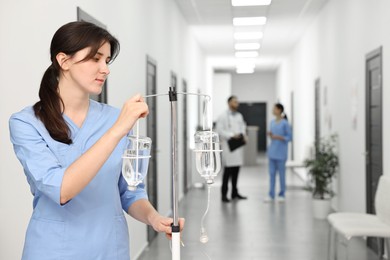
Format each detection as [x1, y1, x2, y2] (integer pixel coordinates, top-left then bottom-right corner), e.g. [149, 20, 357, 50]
[150, 215, 185, 240]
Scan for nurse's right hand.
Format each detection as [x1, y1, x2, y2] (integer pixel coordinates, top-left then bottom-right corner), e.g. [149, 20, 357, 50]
[111, 94, 149, 138]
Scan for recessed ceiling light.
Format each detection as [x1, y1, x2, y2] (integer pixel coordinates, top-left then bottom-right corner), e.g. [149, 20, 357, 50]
[235, 43, 261, 50]
[236, 65, 256, 72]
[235, 51, 259, 58]
[236, 62, 255, 69]
[232, 0, 272, 6]
[234, 32, 263, 40]
[233, 17, 267, 26]
[236, 67, 255, 74]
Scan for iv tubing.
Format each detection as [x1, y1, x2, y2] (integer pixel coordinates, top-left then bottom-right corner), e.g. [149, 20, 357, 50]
[200, 184, 211, 241]
[135, 120, 139, 182]
[143, 93, 169, 99]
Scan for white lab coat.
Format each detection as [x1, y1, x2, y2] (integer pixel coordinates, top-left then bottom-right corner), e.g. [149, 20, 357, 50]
[216, 110, 247, 167]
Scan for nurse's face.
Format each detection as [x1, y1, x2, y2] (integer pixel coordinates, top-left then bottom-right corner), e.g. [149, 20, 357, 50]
[64, 42, 111, 96]
[273, 106, 282, 116]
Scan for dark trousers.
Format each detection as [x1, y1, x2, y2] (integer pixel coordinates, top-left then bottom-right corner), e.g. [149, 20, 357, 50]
[221, 166, 240, 198]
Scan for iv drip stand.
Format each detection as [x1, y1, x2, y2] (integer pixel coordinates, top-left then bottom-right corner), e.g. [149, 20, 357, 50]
[143, 87, 212, 260]
[169, 87, 180, 260]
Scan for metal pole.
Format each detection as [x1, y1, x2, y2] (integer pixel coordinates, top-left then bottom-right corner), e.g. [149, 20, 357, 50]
[169, 87, 180, 260]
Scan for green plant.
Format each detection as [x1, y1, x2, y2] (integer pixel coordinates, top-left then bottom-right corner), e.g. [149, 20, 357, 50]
[304, 134, 339, 200]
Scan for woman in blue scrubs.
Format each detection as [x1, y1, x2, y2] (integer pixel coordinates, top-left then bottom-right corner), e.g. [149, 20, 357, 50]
[265, 103, 292, 203]
[9, 21, 183, 260]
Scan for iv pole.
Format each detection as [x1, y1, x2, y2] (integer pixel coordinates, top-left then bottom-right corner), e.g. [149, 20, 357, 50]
[142, 87, 213, 260]
[169, 87, 181, 260]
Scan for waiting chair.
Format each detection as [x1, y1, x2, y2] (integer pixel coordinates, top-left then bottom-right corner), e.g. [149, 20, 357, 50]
[327, 175, 390, 260]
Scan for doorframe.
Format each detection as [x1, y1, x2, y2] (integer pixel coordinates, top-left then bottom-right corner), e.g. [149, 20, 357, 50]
[365, 46, 383, 254]
[365, 46, 383, 213]
[146, 55, 158, 242]
[314, 78, 321, 154]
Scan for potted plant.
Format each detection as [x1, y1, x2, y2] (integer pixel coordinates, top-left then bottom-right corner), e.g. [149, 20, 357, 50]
[304, 134, 338, 219]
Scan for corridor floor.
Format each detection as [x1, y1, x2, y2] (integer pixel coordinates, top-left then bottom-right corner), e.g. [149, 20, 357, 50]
[137, 156, 379, 260]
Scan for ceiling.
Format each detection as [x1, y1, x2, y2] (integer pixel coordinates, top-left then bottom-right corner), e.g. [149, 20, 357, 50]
[174, 0, 329, 71]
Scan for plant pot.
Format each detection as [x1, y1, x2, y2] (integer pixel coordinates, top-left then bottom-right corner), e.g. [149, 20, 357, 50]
[312, 198, 331, 219]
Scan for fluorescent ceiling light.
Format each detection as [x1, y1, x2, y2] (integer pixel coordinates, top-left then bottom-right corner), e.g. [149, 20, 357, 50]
[235, 51, 259, 58]
[235, 43, 261, 50]
[232, 0, 272, 6]
[234, 32, 263, 40]
[233, 17, 267, 26]
[236, 65, 256, 73]
[236, 67, 255, 74]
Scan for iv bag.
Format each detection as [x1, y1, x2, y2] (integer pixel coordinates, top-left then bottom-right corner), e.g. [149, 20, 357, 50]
[122, 135, 152, 190]
[194, 131, 222, 184]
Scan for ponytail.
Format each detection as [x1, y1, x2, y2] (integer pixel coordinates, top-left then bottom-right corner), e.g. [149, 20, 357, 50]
[33, 64, 72, 144]
[282, 113, 288, 121]
[275, 103, 288, 121]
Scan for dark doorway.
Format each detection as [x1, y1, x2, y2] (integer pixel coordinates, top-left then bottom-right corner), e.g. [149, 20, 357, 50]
[237, 103, 267, 152]
[182, 79, 190, 193]
[146, 56, 158, 242]
[77, 7, 108, 104]
[314, 78, 321, 153]
[365, 47, 383, 253]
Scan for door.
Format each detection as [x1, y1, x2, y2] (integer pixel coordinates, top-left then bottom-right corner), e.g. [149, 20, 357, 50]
[365, 47, 383, 253]
[314, 78, 321, 153]
[182, 79, 190, 193]
[146, 56, 158, 242]
[237, 103, 267, 152]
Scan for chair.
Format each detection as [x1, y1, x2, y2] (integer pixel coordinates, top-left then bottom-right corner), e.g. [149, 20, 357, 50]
[327, 175, 390, 260]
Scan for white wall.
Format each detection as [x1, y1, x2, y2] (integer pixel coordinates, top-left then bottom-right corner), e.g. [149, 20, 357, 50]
[276, 0, 390, 212]
[212, 73, 232, 122]
[0, 1, 208, 259]
[231, 71, 277, 133]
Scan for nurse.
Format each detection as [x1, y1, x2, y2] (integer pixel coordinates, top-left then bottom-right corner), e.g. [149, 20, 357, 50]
[9, 21, 184, 259]
[264, 103, 292, 203]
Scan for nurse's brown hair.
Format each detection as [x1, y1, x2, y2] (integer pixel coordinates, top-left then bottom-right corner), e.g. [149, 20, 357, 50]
[275, 103, 288, 121]
[33, 21, 120, 144]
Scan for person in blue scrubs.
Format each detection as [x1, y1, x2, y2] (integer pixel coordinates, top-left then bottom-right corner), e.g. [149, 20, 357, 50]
[9, 21, 184, 260]
[265, 103, 292, 203]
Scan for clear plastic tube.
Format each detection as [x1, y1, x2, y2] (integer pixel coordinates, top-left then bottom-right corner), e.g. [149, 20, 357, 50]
[135, 120, 139, 180]
[200, 184, 211, 244]
[202, 96, 212, 131]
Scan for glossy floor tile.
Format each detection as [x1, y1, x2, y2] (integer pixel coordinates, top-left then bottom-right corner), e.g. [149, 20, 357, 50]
[137, 156, 379, 260]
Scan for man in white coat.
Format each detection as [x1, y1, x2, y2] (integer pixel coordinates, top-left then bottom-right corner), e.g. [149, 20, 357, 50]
[216, 96, 248, 202]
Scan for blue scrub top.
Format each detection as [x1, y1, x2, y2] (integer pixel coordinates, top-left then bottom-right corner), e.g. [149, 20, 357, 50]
[267, 119, 292, 161]
[9, 100, 148, 260]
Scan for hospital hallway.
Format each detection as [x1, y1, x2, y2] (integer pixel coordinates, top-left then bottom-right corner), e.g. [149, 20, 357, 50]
[3, 1, 390, 259]
[138, 155, 378, 260]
